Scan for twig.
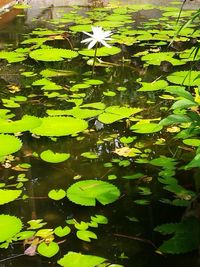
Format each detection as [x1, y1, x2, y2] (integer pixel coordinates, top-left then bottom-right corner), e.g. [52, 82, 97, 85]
[113, 233, 156, 248]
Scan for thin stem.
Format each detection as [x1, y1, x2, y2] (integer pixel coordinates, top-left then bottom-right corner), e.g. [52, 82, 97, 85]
[113, 233, 156, 248]
[92, 42, 98, 77]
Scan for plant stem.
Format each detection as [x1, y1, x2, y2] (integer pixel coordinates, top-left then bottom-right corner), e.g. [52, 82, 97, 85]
[92, 42, 98, 77]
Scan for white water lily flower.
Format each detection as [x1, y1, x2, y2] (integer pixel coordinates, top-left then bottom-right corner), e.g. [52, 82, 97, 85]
[81, 26, 112, 49]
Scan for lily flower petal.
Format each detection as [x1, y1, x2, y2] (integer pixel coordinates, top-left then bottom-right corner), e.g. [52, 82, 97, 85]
[82, 26, 112, 50]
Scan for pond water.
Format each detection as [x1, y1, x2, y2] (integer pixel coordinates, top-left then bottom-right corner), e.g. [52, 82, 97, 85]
[0, 1, 200, 267]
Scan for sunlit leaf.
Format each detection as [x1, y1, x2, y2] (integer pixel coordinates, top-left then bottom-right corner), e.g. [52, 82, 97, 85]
[0, 215, 22, 243]
[37, 241, 59, 258]
[57, 251, 106, 267]
[76, 230, 97, 242]
[40, 150, 70, 163]
[48, 189, 66, 200]
[66, 180, 120, 206]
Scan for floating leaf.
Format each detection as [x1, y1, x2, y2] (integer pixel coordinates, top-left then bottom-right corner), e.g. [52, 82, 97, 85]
[0, 115, 41, 134]
[98, 106, 142, 124]
[40, 150, 70, 163]
[138, 80, 168, 91]
[0, 51, 26, 63]
[91, 215, 108, 224]
[81, 152, 99, 159]
[79, 46, 121, 57]
[27, 219, 47, 230]
[48, 189, 66, 200]
[31, 117, 88, 136]
[167, 71, 200, 86]
[14, 231, 35, 241]
[76, 230, 97, 242]
[130, 123, 163, 134]
[37, 241, 59, 258]
[0, 189, 22, 205]
[0, 135, 22, 157]
[183, 139, 200, 147]
[0, 215, 23, 243]
[141, 52, 184, 66]
[40, 69, 76, 78]
[66, 180, 120, 206]
[47, 108, 103, 119]
[30, 48, 78, 62]
[54, 226, 71, 237]
[57, 251, 106, 267]
[114, 147, 141, 157]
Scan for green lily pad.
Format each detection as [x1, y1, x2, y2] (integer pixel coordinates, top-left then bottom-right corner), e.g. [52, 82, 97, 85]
[130, 123, 163, 134]
[37, 241, 59, 258]
[0, 51, 27, 63]
[0, 135, 22, 157]
[47, 108, 103, 119]
[40, 150, 70, 163]
[66, 180, 120, 206]
[30, 48, 78, 62]
[138, 80, 168, 91]
[0, 115, 41, 134]
[91, 215, 108, 224]
[0, 215, 23, 243]
[54, 226, 71, 237]
[31, 117, 88, 137]
[0, 189, 22, 205]
[79, 46, 121, 57]
[48, 189, 66, 200]
[81, 152, 99, 159]
[57, 251, 106, 267]
[141, 52, 184, 66]
[76, 230, 97, 242]
[167, 71, 200, 86]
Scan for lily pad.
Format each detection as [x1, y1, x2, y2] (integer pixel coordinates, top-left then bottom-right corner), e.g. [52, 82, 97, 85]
[0, 51, 27, 63]
[54, 226, 71, 237]
[167, 71, 200, 86]
[66, 180, 120, 206]
[138, 80, 168, 91]
[0, 115, 41, 134]
[76, 230, 97, 242]
[37, 241, 59, 258]
[0, 189, 22, 205]
[0, 134, 22, 157]
[130, 123, 163, 134]
[48, 189, 66, 200]
[0, 215, 23, 243]
[57, 251, 106, 267]
[79, 46, 121, 57]
[30, 48, 78, 62]
[40, 150, 70, 163]
[31, 117, 88, 137]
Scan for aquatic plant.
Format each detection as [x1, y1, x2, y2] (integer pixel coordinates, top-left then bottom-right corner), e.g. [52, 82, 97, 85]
[81, 26, 112, 74]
